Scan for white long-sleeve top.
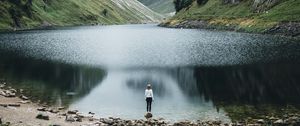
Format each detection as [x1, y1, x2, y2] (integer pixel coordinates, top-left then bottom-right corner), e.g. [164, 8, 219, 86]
[145, 89, 154, 100]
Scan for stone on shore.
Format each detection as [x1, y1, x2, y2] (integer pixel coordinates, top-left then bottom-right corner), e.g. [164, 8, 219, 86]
[274, 119, 283, 124]
[65, 115, 76, 122]
[8, 103, 20, 107]
[88, 112, 95, 115]
[3, 90, 16, 97]
[37, 107, 47, 111]
[36, 113, 49, 120]
[0, 91, 6, 96]
[0, 84, 5, 88]
[100, 118, 114, 125]
[18, 100, 30, 104]
[20, 95, 29, 100]
[0, 104, 8, 107]
[9, 89, 17, 93]
[58, 107, 65, 110]
[144, 112, 153, 119]
[257, 119, 264, 124]
[67, 110, 78, 114]
[49, 109, 59, 113]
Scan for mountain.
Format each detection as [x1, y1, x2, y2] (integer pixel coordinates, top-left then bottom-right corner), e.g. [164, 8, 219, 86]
[138, 0, 175, 14]
[0, 0, 163, 30]
[161, 0, 300, 36]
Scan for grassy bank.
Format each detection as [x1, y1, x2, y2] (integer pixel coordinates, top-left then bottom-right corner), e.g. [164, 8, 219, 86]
[161, 0, 300, 36]
[0, 0, 163, 31]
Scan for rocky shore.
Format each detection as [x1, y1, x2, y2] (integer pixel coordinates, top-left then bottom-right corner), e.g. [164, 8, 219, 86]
[159, 20, 300, 37]
[1, 81, 300, 126]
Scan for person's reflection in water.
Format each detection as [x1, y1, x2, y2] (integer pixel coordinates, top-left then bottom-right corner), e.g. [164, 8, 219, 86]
[145, 84, 154, 112]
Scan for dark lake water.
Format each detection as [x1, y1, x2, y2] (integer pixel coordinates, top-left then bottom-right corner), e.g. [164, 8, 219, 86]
[0, 24, 300, 122]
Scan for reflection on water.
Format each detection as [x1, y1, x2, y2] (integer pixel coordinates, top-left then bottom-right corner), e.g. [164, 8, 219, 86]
[193, 63, 300, 105]
[0, 24, 300, 122]
[0, 51, 106, 106]
[70, 68, 230, 122]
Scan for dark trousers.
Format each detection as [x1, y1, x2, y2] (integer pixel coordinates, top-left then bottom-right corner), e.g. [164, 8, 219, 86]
[146, 97, 152, 112]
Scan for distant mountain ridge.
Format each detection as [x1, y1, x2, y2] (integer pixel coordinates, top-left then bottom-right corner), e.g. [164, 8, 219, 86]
[0, 0, 163, 30]
[138, 0, 175, 14]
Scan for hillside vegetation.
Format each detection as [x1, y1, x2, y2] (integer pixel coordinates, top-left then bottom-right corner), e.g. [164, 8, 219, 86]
[138, 0, 175, 14]
[161, 0, 300, 36]
[0, 0, 163, 30]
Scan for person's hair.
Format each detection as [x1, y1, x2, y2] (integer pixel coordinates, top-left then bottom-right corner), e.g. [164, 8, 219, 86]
[147, 84, 151, 90]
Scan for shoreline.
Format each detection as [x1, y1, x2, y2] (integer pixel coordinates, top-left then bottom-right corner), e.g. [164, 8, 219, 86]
[159, 20, 300, 38]
[0, 22, 159, 33]
[1, 82, 300, 126]
[1, 22, 299, 39]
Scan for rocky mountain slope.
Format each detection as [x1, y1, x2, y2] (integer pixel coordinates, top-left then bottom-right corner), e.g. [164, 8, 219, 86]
[138, 0, 175, 14]
[0, 0, 163, 30]
[160, 0, 300, 36]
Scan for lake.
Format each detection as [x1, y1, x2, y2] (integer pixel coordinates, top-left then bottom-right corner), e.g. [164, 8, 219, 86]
[0, 24, 300, 122]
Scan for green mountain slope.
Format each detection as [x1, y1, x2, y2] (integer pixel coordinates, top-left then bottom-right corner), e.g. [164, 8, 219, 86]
[0, 0, 163, 30]
[138, 0, 175, 14]
[161, 0, 300, 36]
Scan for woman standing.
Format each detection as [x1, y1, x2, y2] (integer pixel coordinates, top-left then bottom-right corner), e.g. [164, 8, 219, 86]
[145, 84, 154, 112]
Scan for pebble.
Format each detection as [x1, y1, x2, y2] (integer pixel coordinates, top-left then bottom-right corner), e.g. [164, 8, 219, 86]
[0, 104, 8, 107]
[49, 109, 59, 113]
[274, 119, 283, 124]
[100, 118, 114, 125]
[8, 103, 21, 107]
[20, 95, 29, 100]
[18, 100, 30, 104]
[0, 84, 5, 88]
[57, 107, 65, 110]
[88, 112, 95, 115]
[65, 115, 76, 122]
[36, 113, 49, 120]
[67, 110, 78, 114]
[37, 107, 47, 111]
[257, 119, 264, 124]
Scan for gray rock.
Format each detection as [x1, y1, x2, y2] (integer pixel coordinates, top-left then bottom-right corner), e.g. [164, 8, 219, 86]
[0, 84, 5, 88]
[0, 91, 6, 96]
[65, 115, 76, 122]
[274, 119, 283, 124]
[58, 107, 65, 110]
[75, 117, 82, 122]
[67, 110, 78, 114]
[49, 109, 59, 113]
[89, 118, 94, 121]
[8, 103, 20, 107]
[257, 119, 264, 124]
[37, 107, 47, 111]
[76, 113, 85, 118]
[88, 112, 95, 115]
[101, 118, 114, 125]
[20, 95, 29, 100]
[18, 100, 30, 104]
[36, 113, 49, 120]
[0, 104, 8, 107]
[9, 89, 17, 93]
[4, 90, 16, 97]
[144, 112, 153, 119]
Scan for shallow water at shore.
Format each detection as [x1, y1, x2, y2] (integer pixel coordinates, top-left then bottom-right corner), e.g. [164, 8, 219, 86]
[0, 24, 300, 121]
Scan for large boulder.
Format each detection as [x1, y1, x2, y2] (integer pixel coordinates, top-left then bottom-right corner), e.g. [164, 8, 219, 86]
[144, 112, 153, 119]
